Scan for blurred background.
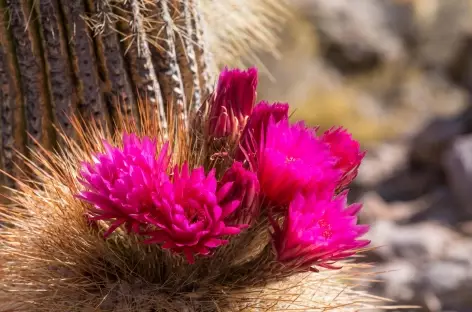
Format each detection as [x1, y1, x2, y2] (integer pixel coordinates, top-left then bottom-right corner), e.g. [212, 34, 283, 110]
[255, 1, 472, 311]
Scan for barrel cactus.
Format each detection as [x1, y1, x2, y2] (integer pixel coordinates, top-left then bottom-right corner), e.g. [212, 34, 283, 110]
[0, 0, 287, 188]
[0, 66, 396, 311]
[0, 2, 407, 311]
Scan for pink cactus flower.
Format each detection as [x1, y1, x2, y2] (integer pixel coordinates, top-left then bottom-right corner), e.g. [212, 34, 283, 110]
[236, 101, 289, 168]
[257, 118, 341, 205]
[208, 67, 258, 139]
[77, 134, 170, 237]
[143, 164, 244, 263]
[271, 192, 370, 271]
[321, 127, 365, 190]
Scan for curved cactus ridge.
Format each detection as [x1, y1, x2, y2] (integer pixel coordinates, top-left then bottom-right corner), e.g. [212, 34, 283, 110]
[0, 0, 288, 188]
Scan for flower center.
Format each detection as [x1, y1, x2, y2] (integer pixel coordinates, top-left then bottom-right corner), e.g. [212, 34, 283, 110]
[285, 156, 299, 164]
[318, 218, 332, 239]
[185, 204, 206, 223]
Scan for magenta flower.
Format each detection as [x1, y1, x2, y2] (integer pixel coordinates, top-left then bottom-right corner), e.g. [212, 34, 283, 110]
[77, 134, 170, 237]
[236, 101, 289, 167]
[208, 67, 258, 138]
[218, 161, 260, 226]
[271, 192, 370, 271]
[321, 127, 365, 190]
[257, 118, 341, 205]
[143, 164, 244, 263]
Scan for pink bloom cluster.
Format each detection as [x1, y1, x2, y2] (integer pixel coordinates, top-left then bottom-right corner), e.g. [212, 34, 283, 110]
[78, 67, 369, 270]
[78, 136, 245, 263]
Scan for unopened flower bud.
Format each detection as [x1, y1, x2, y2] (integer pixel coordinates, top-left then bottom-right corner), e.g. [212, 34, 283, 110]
[208, 67, 258, 140]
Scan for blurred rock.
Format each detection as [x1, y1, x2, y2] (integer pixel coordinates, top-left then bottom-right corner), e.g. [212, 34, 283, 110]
[448, 36, 472, 89]
[419, 259, 472, 311]
[356, 142, 409, 187]
[391, 73, 468, 130]
[299, 0, 472, 75]
[381, 0, 417, 47]
[408, 187, 462, 226]
[301, 0, 406, 73]
[410, 115, 466, 167]
[361, 186, 461, 226]
[443, 238, 472, 263]
[366, 221, 460, 262]
[370, 221, 472, 311]
[376, 257, 472, 312]
[422, 261, 470, 294]
[443, 134, 472, 217]
[416, 0, 472, 71]
[458, 221, 472, 236]
[376, 167, 442, 202]
[375, 260, 418, 303]
[360, 191, 428, 223]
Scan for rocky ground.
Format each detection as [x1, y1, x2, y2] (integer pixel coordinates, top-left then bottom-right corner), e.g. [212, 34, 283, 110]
[356, 119, 472, 312]
[257, 1, 472, 311]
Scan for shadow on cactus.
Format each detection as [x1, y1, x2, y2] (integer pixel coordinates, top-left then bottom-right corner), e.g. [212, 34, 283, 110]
[0, 68, 404, 311]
